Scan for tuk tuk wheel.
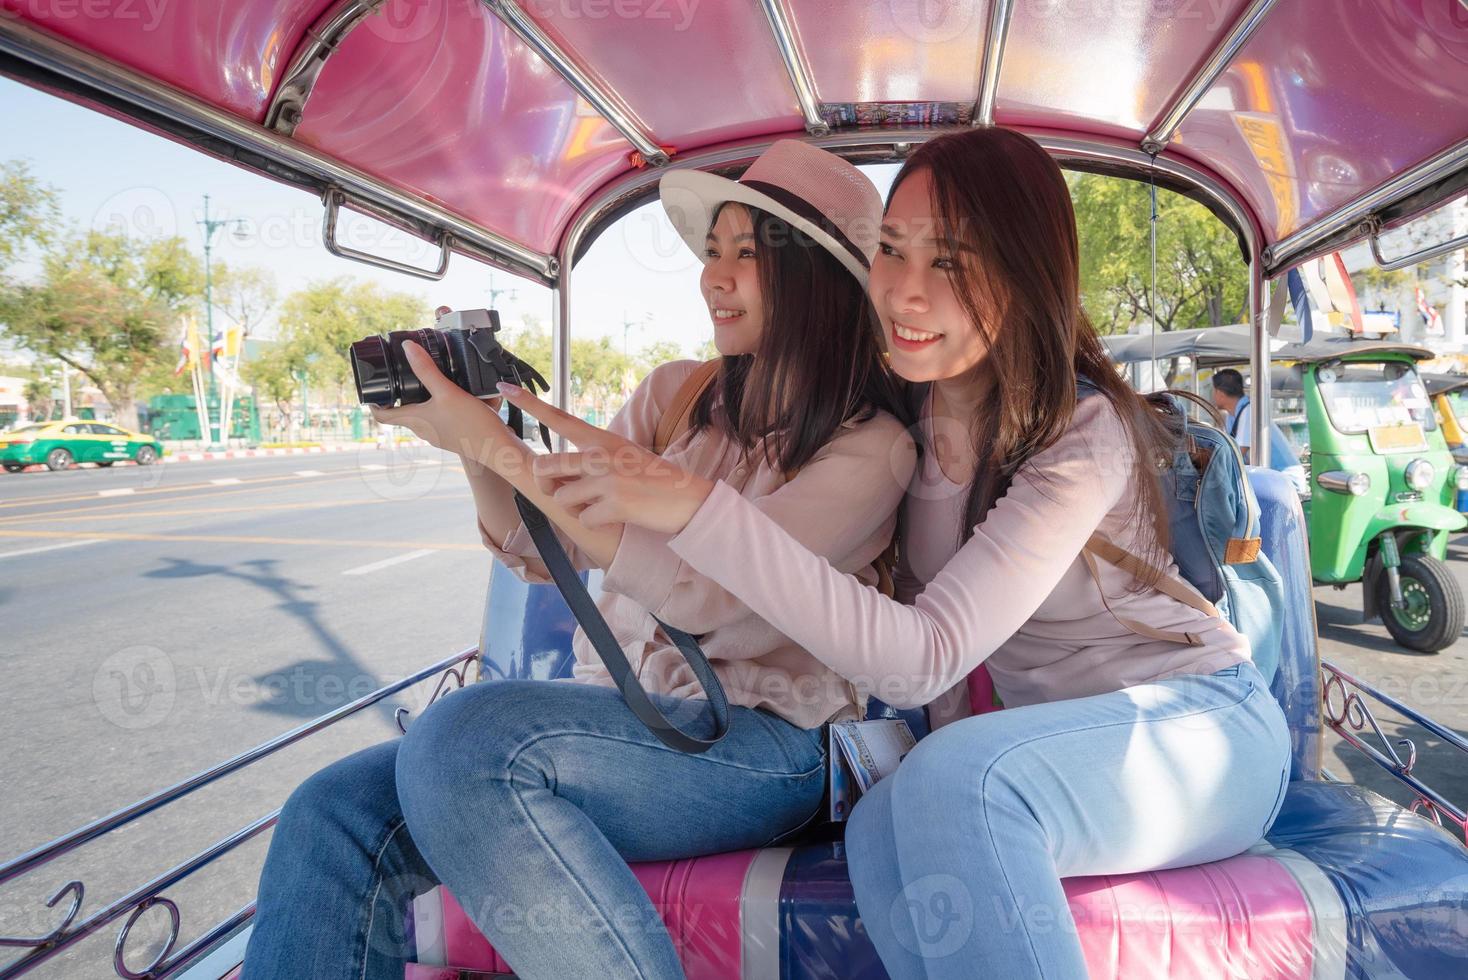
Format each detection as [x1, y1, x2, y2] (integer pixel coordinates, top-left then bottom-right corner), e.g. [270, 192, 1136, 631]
[1377, 554, 1465, 653]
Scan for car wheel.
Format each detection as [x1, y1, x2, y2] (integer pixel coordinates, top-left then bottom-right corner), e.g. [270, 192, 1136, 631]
[1379, 553, 1465, 653]
[135, 445, 158, 466]
[44, 448, 73, 471]
[3, 463, 25, 473]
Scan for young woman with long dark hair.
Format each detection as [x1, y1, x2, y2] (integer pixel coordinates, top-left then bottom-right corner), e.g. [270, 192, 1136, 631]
[504, 128, 1292, 978]
[241, 140, 915, 980]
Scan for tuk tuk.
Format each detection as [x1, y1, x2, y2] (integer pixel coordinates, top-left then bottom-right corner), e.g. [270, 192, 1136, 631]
[1425, 372, 1468, 466]
[1262, 341, 1468, 653]
[2, 2, 1466, 978]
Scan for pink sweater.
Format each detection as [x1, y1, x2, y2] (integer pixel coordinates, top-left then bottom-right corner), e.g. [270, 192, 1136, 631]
[668, 387, 1250, 711]
[480, 359, 917, 730]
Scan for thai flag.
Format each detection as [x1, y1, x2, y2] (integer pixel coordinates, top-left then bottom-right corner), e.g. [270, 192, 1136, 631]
[1416, 287, 1444, 335]
[1286, 268, 1313, 342]
[173, 328, 194, 376]
[211, 326, 227, 364]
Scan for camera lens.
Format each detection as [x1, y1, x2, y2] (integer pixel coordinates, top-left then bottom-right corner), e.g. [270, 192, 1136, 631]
[351, 328, 453, 407]
[350, 335, 396, 407]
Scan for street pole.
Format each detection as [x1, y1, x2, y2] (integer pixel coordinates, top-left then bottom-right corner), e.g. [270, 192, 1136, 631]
[61, 363, 73, 418]
[197, 195, 246, 449]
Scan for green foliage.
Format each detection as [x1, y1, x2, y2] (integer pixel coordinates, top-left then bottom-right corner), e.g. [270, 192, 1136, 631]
[0, 160, 59, 271]
[1070, 174, 1247, 336]
[0, 228, 204, 428]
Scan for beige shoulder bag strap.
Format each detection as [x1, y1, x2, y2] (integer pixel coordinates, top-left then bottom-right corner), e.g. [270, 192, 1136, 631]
[1081, 533, 1222, 647]
[652, 359, 722, 455]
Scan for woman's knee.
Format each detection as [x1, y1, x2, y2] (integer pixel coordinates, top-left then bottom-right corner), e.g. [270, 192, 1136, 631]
[395, 681, 548, 814]
[277, 740, 401, 839]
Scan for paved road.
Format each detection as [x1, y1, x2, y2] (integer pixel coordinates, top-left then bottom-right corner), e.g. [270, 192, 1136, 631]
[3, 450, 1467, 976]
[0, 447, 493, 977]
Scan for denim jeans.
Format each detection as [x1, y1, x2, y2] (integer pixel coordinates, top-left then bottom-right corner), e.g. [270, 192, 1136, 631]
[241, 678, 826, 980]
[846, 660, 1292, 979]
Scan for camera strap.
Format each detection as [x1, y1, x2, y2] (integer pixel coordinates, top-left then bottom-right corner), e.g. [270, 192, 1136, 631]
[512, 493, 731, 753]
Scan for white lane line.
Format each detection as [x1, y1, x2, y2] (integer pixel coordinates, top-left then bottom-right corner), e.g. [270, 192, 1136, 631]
[342, 549, 438, 576]
[294, 470, 326, 477]
[210, 477, 242, 485]
[0, 538, 103, 560]
[98, 488, 135, 497]
[360, 464, 388, 471]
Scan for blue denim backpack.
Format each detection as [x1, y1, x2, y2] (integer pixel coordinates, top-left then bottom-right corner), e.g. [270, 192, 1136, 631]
[1077, 380, 1285, 684]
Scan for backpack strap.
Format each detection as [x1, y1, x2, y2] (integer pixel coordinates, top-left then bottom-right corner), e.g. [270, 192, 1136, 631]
[1081, 533, 1222, 647]
[652, 359, 722, 455]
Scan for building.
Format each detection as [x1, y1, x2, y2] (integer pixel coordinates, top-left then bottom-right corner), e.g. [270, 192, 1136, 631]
[1344, 197, 1467, 350]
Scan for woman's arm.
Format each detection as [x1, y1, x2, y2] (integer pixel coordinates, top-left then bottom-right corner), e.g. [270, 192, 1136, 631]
[665, 396, 1134, 708]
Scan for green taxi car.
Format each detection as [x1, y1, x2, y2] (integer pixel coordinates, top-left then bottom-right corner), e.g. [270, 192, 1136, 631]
[0, 419, 163, 472]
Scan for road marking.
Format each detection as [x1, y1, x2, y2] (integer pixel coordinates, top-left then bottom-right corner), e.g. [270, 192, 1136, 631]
[210, 478, 242, 485]
[97, 488, 135, 497]
[0, 538, 103, 560]
[360, 464, 388, 471]
[295, 470, 326, 477]
[0, 529, 481, 551]
[342, 549, 438, 576]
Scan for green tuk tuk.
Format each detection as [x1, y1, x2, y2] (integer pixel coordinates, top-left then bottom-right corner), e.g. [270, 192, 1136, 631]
[1265, 339, 1468, 652]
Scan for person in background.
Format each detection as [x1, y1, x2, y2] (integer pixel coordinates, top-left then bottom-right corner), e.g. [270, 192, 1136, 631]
[1210, 368, 1308, 493]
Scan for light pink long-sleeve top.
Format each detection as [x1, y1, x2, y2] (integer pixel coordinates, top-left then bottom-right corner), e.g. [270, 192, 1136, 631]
[667, 387, 1251, 711]
[479, 359, 917, 730]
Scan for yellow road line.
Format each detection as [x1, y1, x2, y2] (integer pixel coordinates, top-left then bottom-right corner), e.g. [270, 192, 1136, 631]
[0, 528, 484, 551]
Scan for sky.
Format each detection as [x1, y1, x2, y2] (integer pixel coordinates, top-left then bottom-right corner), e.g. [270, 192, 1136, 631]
[0, 76, 900, 360]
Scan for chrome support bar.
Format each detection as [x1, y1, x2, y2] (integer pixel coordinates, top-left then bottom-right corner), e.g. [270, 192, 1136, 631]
[1264, 139, 1468, 274]
[480, 0, 667, 164]
[757, 0, 828, 135]
[973, 0, 1014, 127]
[0, 648, 477, 889]
[1371, 225, 1468, 273]
[264, 0, 387, 136]
[1251, 270, 1272, 459]
[1141, 0, 1279, 155]
[322, 187, 454, 280]
[0, 17, 558, 284]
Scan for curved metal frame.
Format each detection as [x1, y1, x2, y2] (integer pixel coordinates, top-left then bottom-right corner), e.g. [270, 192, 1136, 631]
[1141, 0, 1280, 155]
[757, 0, 827, 136]
[321, 186, 454, 281]
[480, 0, 667, 165]
[1371, 225, 1468, 274]
[1264, 138, 1468, 274]
[973, 0, 1014, 128]
[263, 0, 387, 136]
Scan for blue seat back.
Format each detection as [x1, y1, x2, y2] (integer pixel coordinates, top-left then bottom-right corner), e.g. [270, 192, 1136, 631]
[1247, 468, 1322, 781]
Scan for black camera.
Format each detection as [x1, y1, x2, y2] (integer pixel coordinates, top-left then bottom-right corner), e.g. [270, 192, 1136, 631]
[349, 308, 548, 408]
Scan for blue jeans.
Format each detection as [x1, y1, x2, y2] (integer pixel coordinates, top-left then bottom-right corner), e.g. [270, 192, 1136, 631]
[846, 661, 1292, 979]
[241, 679, 826, 980]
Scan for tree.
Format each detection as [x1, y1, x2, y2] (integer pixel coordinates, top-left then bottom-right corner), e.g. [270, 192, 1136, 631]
[22, 376, 53, 422]
[274, 278, 429, 406]
[1070, 174, 1248, 338]
[214, 263, 278, 340]
[0, 160, 59, 273]
[0, 229, 203, 429]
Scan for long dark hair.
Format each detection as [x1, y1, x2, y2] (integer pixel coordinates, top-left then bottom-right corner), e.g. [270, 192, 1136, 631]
[891, 128, 1173, 578]
[689, 203, 908, 473]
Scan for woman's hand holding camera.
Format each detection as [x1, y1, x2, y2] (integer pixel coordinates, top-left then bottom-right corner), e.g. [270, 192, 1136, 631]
[368, 340, 515, 463]
[495, 383, 715, 535]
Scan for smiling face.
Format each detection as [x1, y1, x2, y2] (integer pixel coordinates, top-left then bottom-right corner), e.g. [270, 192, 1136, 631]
[868, 168, 990, 384]
[700, 203, 766, 356]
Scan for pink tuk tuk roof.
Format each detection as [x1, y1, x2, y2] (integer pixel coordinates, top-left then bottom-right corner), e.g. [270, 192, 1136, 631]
[2, 0, 1464, 280]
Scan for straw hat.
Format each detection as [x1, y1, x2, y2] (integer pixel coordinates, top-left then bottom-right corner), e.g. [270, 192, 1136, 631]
[659, 140, 882, 284]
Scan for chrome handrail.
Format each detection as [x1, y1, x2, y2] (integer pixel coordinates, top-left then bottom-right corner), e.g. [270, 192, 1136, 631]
[1321, 660, 1468, 840]
[0, 648, 478, 978]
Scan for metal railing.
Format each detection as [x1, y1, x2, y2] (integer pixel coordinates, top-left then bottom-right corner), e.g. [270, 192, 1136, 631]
[0, 648, 479, 979]
[1321, 659, 1468, 841]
